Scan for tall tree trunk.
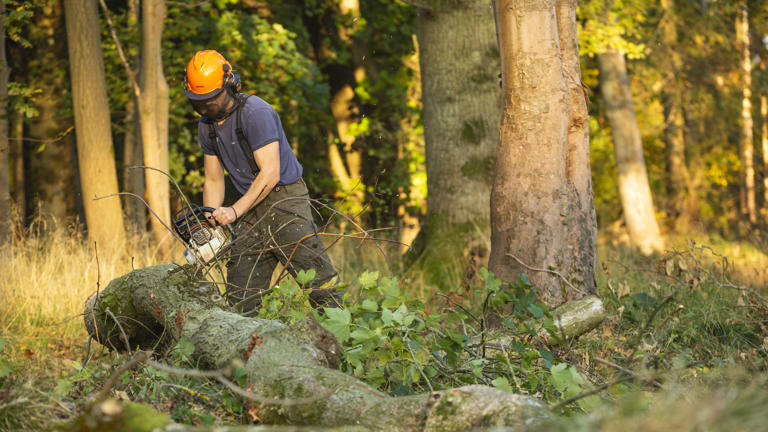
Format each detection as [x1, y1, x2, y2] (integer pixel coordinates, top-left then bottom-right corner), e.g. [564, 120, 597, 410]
[63, 0, 126, 253]
[419, 0, 500, 227]
[737, 3, 756, 225]
[138, 0, 171, 256]
[27, 1, 77, 223]
[122, 0, 145, 234]
[660, 0, 697, 231]
[10, 111, 24, 223]
[557, 0, 598, 295]
[490, 0, 596, 304]
[597, 50, 665, 255]
[413, 0, 501, 285]
[762, 92, 768, 223]
[0, 0, 10, 245]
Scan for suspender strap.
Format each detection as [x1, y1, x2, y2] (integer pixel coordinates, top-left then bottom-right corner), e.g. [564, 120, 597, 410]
[205, 93, 260, 177]
[235, 94, 260, 176]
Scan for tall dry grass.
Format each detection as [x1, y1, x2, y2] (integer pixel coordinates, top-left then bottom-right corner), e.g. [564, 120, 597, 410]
[0, 218, 162, 366]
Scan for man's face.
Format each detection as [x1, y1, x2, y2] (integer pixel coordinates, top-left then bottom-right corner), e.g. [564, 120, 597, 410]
[190, 89, 234, 120]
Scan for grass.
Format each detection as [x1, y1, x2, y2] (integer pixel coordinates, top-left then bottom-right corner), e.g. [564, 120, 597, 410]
[0, 220, 767, 431]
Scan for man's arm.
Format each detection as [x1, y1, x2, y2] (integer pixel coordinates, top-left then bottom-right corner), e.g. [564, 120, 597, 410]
[211, 141, 281, 225]
[203, 154, 226, 209]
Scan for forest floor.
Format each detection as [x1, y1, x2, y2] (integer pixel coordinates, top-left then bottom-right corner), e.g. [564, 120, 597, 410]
[0, 220, 767, 431]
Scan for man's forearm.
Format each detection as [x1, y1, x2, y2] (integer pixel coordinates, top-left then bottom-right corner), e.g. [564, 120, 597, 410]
[203, 180, 226, 209]
[232, 170, 279, 216]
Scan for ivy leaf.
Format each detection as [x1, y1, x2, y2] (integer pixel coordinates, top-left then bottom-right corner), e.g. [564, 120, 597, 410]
[321, 308, 351, 342]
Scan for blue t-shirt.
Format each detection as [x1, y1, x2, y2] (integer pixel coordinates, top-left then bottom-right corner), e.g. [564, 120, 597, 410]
[199, 95, 303, 195]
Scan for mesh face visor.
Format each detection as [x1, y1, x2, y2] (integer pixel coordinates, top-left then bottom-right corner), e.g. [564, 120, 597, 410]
[189, 90, 233, 120]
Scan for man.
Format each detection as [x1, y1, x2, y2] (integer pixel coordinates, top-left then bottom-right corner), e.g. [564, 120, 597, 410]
[184, 50, 341, 314]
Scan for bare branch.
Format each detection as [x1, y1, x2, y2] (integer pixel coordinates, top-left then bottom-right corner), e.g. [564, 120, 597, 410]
[506, 253, 589, 296]
[97, 0, 140, 97]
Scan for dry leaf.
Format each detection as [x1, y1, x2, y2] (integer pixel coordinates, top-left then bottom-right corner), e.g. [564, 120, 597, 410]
[115, 390, 130, 401]
[618, 282, 630, 298]
[617, 305, 625, 319]
[665, 259, 675, 276]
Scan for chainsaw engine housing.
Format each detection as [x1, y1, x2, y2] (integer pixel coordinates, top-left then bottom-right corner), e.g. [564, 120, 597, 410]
[173, 206, 234, 265]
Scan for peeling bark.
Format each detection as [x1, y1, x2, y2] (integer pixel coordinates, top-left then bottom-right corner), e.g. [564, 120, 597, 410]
[83, 265, 550, 430]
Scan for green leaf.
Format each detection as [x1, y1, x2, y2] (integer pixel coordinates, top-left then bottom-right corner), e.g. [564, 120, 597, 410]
[381, 308, 394, 326]
[392, 304, 408, 325]
[55, 378, 73, 396]
[0, 358, 11, 379]
[296, 269, 316, 286]
[491, 376, 514, 392]
[321, 308, 351, 342]
[527, 304, 544, 318]
[539, 348, 555, 369]
[361, 298, 379, 312]
[358, 271, 379, 290]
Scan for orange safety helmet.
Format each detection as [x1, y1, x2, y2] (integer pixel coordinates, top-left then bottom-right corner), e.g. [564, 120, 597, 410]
[184, 50, 240, 100]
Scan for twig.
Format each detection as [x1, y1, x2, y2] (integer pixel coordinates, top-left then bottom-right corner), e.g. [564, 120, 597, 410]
[505, 253, 588, 296]
[146, 360, 340, 406]
[105, 308, 132, 353]
[404, 330, 433, 392]
[593, 357, 662, 388]
[97, 0, 139, 96]
[626, 296, 674, 361]
[551, 375, 633, 411]
[87, 351, 150, 403]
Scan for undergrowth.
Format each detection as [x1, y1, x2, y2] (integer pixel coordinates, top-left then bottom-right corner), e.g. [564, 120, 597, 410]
[1, 227, 768, 430]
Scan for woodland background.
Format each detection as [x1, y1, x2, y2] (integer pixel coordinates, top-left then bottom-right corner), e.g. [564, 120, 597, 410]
[2, 0, 768, 431]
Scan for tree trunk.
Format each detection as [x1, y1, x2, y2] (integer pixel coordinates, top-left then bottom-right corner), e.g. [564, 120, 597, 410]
[557, 0, 598, 295]
[63, 0, 127, 253]
[121, 0, 146, 235]
[27, 0, 77, 223]
[597, 50, 664, 255]
[10, 111, 24, 223]
[660, 0, 697, 231]
[762, 93, 768, 223]
[737, 3, 756, 225]
[83, 265, 550, 430]
[419, 1, 500, 226]
[412, 0, 501, 286]
[490, 0, 597, 304]
[0, 0, 10, 245]
[138, 0, 171, 256]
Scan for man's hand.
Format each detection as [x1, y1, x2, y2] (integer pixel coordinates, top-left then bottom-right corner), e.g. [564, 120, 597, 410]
[211, 206, 237, 225]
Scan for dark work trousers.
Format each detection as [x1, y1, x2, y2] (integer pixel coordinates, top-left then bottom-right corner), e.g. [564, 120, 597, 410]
[225, 178, 341, 315]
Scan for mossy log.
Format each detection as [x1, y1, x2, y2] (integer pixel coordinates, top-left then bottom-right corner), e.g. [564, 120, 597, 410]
[83, 265, 549, 431]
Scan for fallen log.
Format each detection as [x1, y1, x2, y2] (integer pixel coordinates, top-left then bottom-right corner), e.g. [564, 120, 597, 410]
[83, 265, 549, 431]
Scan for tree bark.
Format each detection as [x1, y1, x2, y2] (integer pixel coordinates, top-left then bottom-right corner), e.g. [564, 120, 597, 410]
[27, 0, 77, 223]
[659, 0, 697, 231]
[63, 0, 127, 253]
[762, 93, 768, 224]
[597, 50, 664, 255]
[10, 111, 24, 222]
[0, 0, 10, 245]
[737, 2, 756, 225]
[556, 0, 598, 295]
[490, 0, 597, 304]
[138, 0, 171, 256]
[417, 1, 500, 225]
[122, 0, 146, 234]
[83, 265, 550, 430]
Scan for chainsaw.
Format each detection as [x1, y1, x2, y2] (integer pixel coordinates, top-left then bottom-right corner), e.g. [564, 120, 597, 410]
[173, 205, 235, 265]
